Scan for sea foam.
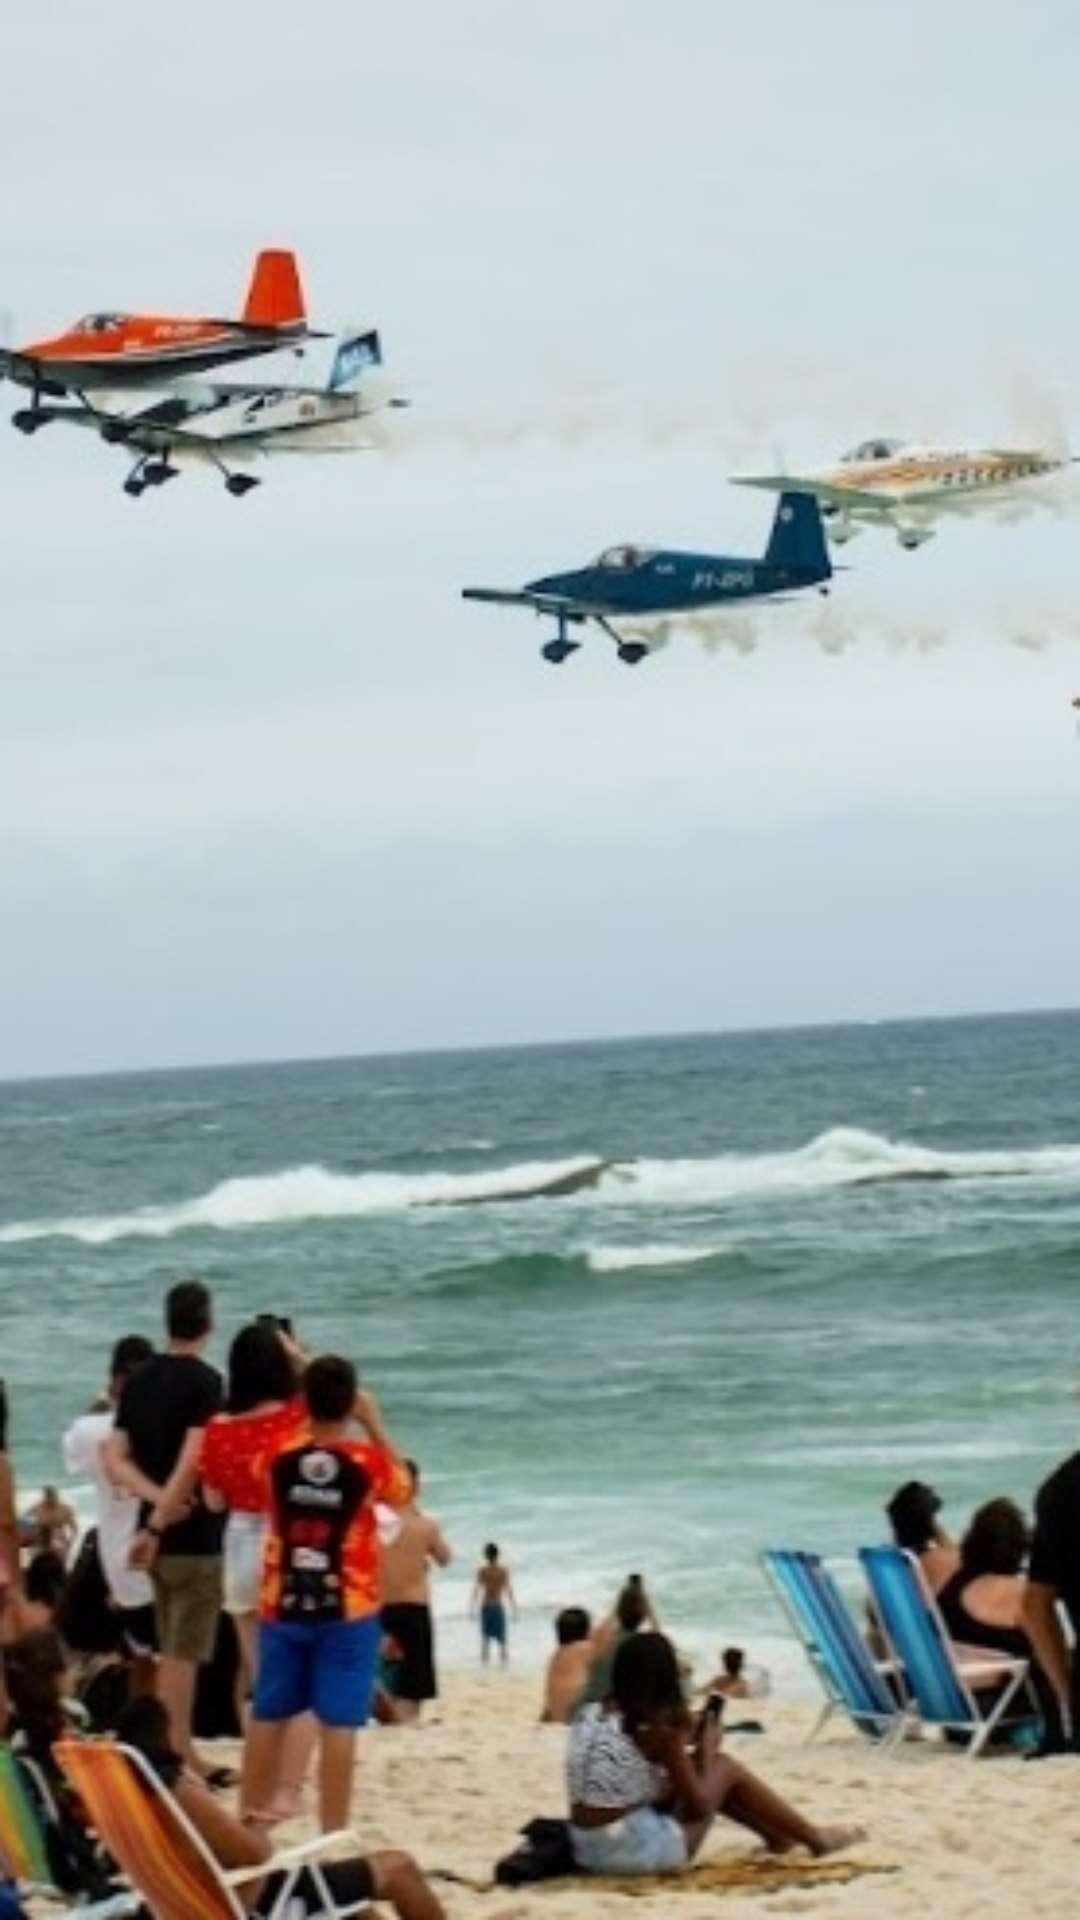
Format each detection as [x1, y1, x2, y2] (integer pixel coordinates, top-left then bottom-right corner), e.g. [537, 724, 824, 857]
[3, 1126, 1080, 1246]
[584, 1243, 727, 1273]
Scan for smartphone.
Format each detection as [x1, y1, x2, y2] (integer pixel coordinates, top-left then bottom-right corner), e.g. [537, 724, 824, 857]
[257, 1314, 294, 1336]
[704, 1692, 727, 1723]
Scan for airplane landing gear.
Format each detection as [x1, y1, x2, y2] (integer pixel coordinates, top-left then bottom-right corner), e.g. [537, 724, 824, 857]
[617, 641, 648, 666]
[123, 456, 177, 497]
[12, 408, 48, 434]
[541, 609, 581, 664]
[224, 472, 260, 498]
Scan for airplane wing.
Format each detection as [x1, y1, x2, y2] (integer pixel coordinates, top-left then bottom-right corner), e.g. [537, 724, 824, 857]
[31, 391, 209, 434]
[462, 587, 592, 619]
[733, 474, 898, 510]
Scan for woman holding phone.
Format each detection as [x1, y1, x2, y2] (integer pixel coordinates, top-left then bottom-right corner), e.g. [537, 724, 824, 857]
[567, 1632, 862, 1877]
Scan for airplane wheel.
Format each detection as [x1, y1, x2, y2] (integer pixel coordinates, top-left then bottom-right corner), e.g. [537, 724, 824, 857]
[12, 410, 43, 435]
[143, 461, 174, 486]
[541, 639, 579, 664]
[617, 642, 648, 666]
[123, 477, 145, 498]
[225, 473, 260, 497]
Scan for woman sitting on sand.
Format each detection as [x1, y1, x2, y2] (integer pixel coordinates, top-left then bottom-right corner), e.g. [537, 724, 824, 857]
[567, 1631, 861, 1877]
[886, 1481, 959, 1595]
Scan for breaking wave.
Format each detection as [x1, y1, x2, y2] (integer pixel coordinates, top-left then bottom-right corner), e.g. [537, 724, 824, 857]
[0, 1157, 608, 1246]
[3, 1127, 1080, 1246]
[584, 1243, 728, 1274]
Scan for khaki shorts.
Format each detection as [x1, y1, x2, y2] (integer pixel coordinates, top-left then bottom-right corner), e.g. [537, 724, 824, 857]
[153, 1555, 223, 1664]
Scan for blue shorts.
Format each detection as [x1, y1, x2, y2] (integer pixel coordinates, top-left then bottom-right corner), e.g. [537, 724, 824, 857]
[480, 1601, 506, 1643]
[253, 1615, 380, 1728]
[571, 1808, 688, 1876]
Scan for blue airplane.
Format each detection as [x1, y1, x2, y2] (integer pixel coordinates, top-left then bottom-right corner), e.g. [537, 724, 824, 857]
[462, 490, 832, 664]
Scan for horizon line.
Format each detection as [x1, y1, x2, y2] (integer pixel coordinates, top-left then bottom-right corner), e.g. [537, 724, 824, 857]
[3, 998, 1079, 1094]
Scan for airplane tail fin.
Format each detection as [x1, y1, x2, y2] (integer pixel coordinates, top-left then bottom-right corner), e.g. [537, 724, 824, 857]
[242, 249, 306, 330]
[763, 489, 831, 578]
[327, 328, 382, 392]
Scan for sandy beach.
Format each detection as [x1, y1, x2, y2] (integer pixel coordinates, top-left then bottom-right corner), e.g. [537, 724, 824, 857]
[224, 1670, 1080, 1918]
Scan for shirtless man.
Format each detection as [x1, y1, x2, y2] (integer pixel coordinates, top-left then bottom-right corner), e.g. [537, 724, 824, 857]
[471, 1542, 516, 1666]
[541, 1607, 593, 1722]
[23, 1487, 77, 1562]
[380, 1460, 452, 1722]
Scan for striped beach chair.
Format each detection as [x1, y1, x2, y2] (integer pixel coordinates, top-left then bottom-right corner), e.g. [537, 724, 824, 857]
[762, 1549, 904, 1745]
[0, 1745, 133, 1915]
[55, 1740, 370, 1920]
[0, 1747, 52, 1896]
[859, 1544, 1037, 1757]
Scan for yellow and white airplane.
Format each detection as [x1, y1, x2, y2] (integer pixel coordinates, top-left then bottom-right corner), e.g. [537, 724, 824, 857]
[734, 437, 1071, 549]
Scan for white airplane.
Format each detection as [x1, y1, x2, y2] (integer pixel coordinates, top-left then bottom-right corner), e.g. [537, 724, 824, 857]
[734, 437, 1071, 549]
[20, 328, 407, 497]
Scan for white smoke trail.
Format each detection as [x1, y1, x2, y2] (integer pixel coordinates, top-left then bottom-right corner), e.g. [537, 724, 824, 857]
[384, 345, 1078, 469]
[622, 597, 1080, 663]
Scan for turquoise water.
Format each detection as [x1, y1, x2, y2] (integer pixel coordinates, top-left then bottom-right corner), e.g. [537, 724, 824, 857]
[2, 1011, 1079, 1681]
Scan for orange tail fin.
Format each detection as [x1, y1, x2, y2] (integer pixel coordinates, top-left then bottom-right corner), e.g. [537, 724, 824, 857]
[242, 249, 306, 329]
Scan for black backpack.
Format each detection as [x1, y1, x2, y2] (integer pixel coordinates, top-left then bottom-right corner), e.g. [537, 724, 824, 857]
[495, 1817, 577, 1886]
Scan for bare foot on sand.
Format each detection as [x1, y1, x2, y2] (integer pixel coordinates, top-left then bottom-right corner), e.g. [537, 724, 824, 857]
[812, 1824, 866, 1856]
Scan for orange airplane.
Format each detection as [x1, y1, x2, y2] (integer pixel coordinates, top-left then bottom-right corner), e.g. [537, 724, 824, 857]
[3, 250, 319, 418]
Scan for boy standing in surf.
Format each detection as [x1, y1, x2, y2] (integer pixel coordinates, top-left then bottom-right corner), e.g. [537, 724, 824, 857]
[471, 1543, 516, 1665]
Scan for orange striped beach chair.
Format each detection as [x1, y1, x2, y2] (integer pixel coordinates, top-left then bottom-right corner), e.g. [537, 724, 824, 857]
[0, 1744, 134, 1915]
[54, 1741, 370, 1920]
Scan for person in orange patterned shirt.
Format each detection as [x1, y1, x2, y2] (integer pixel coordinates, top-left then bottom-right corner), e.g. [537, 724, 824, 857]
[241, 1356, 410, 1833]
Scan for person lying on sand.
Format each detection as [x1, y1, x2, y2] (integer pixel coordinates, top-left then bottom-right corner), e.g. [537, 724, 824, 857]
[567, 1630, 863, 1877]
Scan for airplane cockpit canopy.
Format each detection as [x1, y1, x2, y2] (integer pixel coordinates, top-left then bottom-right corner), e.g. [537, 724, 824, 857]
[840, 437, 905, 463]
[75, 313, 131, 335]
[594, 544, 654, 570]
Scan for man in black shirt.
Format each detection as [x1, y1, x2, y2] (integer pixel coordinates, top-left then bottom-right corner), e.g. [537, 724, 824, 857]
[106, 1280, 224, 1765]
[1023, 1449, 1080, 1749]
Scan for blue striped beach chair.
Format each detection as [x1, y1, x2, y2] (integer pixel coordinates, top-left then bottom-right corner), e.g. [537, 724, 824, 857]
[762, 1549, 904, 1745]
[859, 1544, 1037, 1757]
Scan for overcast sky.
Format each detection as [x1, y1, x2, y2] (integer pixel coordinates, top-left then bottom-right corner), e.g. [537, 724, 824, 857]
[3, 0, 1080, 1077]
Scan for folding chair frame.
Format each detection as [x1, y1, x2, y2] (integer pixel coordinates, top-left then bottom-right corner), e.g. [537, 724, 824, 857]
[860, 1546, 1040, 1758]
[762, 1549, 906, 1750]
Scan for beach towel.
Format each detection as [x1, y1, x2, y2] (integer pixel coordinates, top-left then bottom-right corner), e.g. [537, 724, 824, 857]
[574, 1855, 896, 1896]
[441, 1854, 896, 1896]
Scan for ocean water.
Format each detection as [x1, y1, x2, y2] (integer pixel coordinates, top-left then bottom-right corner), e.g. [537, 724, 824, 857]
[2, 1010, 1080, 1687]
